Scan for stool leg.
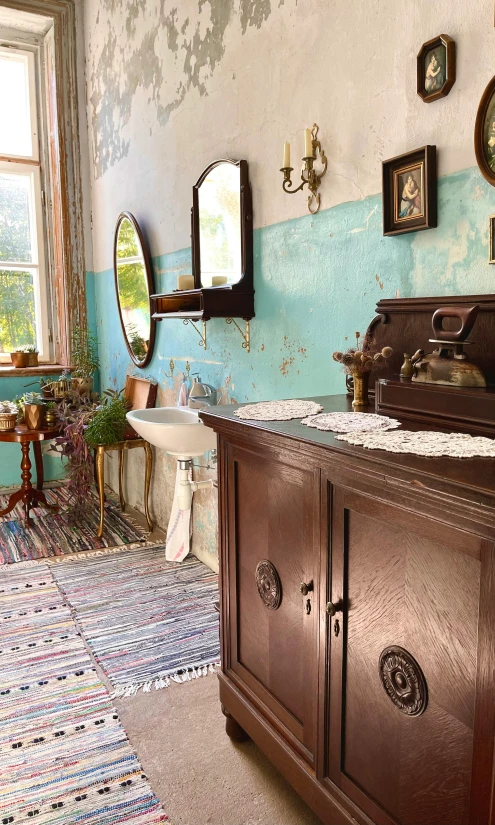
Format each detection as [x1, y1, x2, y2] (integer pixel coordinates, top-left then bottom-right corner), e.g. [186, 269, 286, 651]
[118, 447, 125, 511]
[143, 441, 153, 532]
[96, 446, 105, 539]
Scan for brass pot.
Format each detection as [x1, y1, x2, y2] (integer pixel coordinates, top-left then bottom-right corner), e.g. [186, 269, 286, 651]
[26, 353, 39, 367]
[24, 404, 46, 430]
[0, 413, 17, 432]
[51, 379, 70, 399]
[71, 377, 94, 396]
[10, 352, 29, 368]
[45, 408, 58, 427]
[352, 370, 371, 408]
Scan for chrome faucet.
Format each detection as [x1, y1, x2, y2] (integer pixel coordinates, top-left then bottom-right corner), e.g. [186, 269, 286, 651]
[188, 376, 217, 410]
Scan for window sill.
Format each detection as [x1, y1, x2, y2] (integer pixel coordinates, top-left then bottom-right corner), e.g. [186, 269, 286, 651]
[0, 365, 66, 378]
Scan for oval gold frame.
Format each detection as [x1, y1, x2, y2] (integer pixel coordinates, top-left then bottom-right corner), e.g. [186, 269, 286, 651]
[475, 75, 495, 187]
[113, 211, 156, 368]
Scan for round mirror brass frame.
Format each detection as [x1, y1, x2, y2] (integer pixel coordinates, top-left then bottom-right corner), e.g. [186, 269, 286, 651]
[191, 158, 253, 290]
[113, 211, 156, 368]
[475, 74, 495, 187]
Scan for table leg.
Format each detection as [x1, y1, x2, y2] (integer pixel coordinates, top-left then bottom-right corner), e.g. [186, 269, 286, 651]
[143, 441, 153, 533]
[20, 442, 34, 526]
[96, 446, 105, 539]
[118, 447, 125, 511]
[33, 441, 44, 491]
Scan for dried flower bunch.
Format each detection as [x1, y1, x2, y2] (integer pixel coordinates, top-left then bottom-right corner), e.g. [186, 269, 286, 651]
[333, 331, 393, 375]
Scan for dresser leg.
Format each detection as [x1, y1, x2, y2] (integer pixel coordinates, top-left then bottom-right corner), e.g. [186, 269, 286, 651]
[222, 706, 249, 742]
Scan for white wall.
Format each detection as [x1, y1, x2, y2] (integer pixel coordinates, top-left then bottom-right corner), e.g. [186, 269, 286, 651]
[83, 0, 494, 271]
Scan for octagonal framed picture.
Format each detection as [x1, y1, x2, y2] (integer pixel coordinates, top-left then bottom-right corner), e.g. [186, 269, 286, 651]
[417, 34, 456, 103]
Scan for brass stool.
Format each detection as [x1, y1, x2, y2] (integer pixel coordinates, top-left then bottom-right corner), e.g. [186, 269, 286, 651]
[94, 439, 153, 538]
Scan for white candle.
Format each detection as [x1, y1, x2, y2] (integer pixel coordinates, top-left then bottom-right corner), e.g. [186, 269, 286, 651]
[283, 141, 290, 168]
[212, 275, 228, 286]
[304, 128, 313, 158]
[177, 275, 194, 291]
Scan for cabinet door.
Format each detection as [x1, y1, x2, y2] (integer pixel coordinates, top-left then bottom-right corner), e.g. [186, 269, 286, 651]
[224, 443, 319, 764]
[324, 485, 495, 825]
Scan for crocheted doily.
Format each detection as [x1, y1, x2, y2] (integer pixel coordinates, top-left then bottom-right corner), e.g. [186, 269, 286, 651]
[335, 429, 495, 458]
[234, 399, 324, 421]
[301, 412, 401, 433]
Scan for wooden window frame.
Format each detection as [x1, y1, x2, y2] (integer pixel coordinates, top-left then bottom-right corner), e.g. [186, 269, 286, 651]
[0, 0, 86, 367]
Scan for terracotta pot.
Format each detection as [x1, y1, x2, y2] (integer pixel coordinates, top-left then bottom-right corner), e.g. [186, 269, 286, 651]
[24, 404, 46, 430]
[10, 352, 29, 368]
[26, 353, 39, 367]
[351, 370, 371, 408]
[0, 413, 17, 432]
[71, 377, 94, 396]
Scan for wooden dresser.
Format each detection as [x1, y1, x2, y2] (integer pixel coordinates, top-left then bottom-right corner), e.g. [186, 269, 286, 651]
[201, 394, 495, 825]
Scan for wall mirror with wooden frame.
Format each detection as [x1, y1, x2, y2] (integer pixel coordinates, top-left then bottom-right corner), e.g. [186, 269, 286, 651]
[114, 211, 156, 368]
[151, 159, 254, 327]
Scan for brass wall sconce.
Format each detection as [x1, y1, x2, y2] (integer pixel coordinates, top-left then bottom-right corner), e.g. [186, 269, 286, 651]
[280, 124, 327, 214]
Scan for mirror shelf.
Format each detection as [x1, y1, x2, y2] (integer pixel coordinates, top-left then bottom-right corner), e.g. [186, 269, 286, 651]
[151, 159, 254, 329]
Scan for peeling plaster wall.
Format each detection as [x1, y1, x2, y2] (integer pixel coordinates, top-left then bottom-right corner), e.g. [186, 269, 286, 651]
[83, 0, 495, 567]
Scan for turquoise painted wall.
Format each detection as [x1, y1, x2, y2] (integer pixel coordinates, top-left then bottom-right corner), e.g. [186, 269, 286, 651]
[0, 374, 65, 488]
[93, 167, 495, 401]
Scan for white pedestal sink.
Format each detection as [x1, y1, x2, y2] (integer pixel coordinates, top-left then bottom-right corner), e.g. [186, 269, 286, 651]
[126, 406, 216, 460]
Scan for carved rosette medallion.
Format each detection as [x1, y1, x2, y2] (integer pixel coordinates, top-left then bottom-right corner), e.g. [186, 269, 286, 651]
[255, 561, 282, 610]
[379, 646, 428, 717]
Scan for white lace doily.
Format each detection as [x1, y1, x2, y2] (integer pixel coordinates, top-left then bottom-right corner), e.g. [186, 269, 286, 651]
[335, 430, 495, 458]
[301, 412, 401, 433]
[234, 399, 324, 421]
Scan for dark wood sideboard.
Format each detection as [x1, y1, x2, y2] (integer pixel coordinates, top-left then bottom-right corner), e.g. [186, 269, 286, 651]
[200, 392, 495, 825]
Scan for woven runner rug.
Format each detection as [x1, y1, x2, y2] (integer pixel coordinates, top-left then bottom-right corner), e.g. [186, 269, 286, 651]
[0, 564, 166, 823]
[53, 547, 221, 697]
[0, 487, 145, 564]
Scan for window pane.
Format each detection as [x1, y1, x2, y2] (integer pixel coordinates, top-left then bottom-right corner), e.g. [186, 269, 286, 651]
[0, 53, 33, 157]
[0, 269, 36, 353]
[0, 173, 33, 263]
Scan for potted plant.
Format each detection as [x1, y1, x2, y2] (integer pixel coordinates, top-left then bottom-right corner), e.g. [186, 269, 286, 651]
[0, 401, 18, 432]
[22, 392, 46, 430]
[45, 401, 58, 427]
[23, 345, 39, 367]
[71, 330, 99, 395]
[10, 348, 30, 368]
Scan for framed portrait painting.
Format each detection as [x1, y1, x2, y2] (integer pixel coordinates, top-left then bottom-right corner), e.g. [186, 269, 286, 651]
[417, 34, 456, 103]
[382, 146, 437, 236]
[475, 75, 495, 186]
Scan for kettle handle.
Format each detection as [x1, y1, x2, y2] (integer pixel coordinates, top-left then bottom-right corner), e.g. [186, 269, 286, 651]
[431, 305, 479, 342]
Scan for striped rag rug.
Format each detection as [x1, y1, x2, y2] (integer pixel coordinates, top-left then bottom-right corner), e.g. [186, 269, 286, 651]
[53, 547, 221, 697]
[0, 487, 145, 565]
[0, 564, 166, 823]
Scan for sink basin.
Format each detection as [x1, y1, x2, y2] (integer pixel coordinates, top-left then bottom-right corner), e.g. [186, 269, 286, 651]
[126, 407, 216, 459]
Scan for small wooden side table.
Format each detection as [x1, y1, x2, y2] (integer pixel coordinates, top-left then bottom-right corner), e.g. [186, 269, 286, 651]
[0, 424, 60, 526]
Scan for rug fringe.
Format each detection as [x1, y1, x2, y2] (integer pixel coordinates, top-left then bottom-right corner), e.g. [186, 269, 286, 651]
[111, 661, 221, 699]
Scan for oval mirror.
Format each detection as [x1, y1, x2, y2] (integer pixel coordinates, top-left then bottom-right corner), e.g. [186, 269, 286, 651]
[113, 212, 156, 367]
[192, 159, 251, 289]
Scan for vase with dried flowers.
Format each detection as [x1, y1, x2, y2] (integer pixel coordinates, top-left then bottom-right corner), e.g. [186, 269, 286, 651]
[333, 331, 393, 407]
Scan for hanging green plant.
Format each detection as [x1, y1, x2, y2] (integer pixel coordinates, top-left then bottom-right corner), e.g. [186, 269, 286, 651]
[84, 390, 131, 448]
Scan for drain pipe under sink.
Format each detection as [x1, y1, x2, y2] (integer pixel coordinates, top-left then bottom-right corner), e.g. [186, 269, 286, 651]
[177, 459, 214, 510]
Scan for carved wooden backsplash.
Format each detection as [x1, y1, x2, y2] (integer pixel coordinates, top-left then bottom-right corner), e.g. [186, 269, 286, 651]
[366, 294, 495, 386]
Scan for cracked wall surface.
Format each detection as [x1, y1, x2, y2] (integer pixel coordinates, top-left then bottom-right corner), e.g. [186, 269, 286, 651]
[83, 0, 495, 565]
